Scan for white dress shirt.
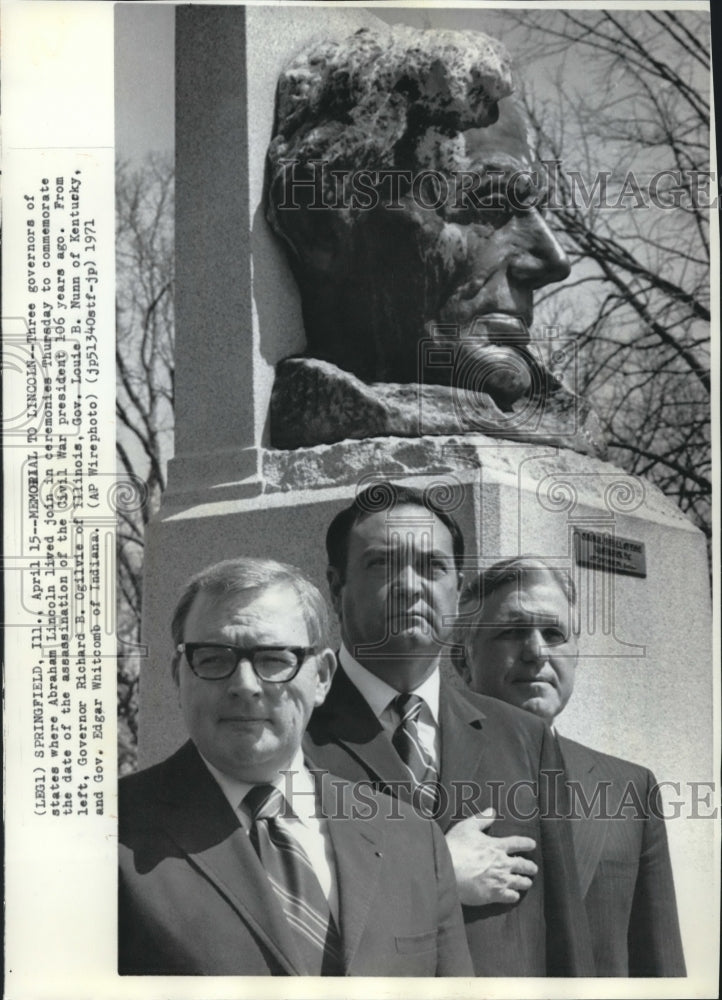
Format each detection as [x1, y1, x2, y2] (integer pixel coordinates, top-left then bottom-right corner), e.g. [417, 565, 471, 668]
[201, 749, 339, 921]
[339, 643, 441, 767]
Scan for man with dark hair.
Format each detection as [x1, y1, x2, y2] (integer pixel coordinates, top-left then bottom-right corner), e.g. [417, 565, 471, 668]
[119, 557, 473, 977]
[460, 555, 686, 977]
[325, 483, 466, 580]
[306, 485, 595, 976]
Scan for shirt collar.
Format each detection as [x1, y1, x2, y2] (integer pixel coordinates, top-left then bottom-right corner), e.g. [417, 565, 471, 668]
[339, 642, 440, 722]
[201, 748, 320, 825]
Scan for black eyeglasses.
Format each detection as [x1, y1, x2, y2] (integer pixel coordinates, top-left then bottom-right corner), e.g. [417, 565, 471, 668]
[177, 643, 316, 682]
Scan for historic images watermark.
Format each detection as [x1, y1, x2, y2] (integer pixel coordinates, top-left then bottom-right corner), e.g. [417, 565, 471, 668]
[278, 770, 718, 824]
[276, 159, 718, 213]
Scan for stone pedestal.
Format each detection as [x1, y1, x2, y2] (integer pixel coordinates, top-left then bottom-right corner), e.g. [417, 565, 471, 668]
[139, 5, 715, 980]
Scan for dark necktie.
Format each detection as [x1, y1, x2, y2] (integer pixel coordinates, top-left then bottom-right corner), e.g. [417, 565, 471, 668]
[243, 784, 343, 976]
[391, 692, 440, 816]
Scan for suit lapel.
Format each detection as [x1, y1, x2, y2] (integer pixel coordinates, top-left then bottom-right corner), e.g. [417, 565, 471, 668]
[309, 667, 411, 790]
[318, 772, 386, 973]
[557, 735, 609, 898]
[158, 741, 306, 974]
[312, 670, 488, 828]
[436, 683, 486, 830]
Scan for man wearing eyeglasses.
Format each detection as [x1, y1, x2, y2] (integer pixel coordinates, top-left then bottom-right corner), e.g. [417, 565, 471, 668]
[459, 555, 686, 977]
[118, 557, 472, 977]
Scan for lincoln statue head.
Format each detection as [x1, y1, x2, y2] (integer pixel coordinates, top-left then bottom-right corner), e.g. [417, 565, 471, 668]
[267, 26, 571, 412]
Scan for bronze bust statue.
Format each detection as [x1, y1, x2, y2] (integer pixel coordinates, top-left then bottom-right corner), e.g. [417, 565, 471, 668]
[266, 26, 604, 456]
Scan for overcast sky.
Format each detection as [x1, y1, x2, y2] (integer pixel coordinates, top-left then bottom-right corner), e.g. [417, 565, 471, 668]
[115, 4, 175, 163]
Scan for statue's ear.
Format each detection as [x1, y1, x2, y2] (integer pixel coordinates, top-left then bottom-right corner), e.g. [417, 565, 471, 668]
[266, 164, 354, 277]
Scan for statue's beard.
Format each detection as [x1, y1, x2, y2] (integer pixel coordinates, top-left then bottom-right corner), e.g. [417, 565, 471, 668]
[422, 313, 537, 410]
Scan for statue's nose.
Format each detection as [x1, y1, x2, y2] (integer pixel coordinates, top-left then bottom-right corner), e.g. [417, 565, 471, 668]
[508, 212, 571, 289]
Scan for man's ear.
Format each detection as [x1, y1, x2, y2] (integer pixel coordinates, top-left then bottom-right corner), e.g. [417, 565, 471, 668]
[314, 648, 337, 707]
[326, 565, 344, 619]
[171, 650, 181, 689]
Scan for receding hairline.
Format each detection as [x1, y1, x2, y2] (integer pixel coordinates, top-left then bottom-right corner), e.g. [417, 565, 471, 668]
[183, 578, 306, 617]
[462, 557, 576, 613]
[170, 558, 330, 649]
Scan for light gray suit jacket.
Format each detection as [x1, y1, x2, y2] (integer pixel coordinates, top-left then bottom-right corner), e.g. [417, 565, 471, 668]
[119, 739, 473, 976]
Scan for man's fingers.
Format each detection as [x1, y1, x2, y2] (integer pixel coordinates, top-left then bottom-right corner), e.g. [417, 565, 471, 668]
[509, 856, 538, 877]
[477, 873, 533, 906]
[497, 835, 537, 854]
[496, 887, 521, 904]
[510, 874, 534, 893]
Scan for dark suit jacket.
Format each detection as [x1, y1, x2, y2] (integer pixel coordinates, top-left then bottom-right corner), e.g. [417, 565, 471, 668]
[557, 735, 686, 977]
[119, 739, 473, 977]
[304, 668, 595, 976]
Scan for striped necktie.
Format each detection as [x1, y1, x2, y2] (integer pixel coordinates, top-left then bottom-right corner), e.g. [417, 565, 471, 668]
[244, 784, 343, 976]
[391, 692, 440, 817]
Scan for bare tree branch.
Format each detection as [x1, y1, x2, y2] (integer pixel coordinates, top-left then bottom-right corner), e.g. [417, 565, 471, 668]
[115, 154, 175, 774]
